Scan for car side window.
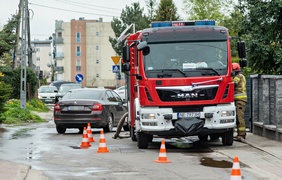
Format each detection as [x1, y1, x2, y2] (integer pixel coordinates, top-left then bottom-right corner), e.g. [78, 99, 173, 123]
[106, 91, 117, 102]
[111, 91, 122, 102]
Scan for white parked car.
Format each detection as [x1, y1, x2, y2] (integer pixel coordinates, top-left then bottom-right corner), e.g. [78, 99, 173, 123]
[38, 85, 58, 104]
[114, 86, 126, 100]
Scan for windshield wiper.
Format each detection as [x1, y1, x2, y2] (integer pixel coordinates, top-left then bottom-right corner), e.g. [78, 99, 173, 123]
[196, 68, 220, 76]
[160, 69, 187, 77]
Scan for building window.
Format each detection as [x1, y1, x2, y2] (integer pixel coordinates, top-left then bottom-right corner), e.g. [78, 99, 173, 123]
[96, 46, 99, 50]
[76, 46, 81, 56]
[96, 59, 99, 64]
[36, 48, 40, 52]
[36, 57, 40, 61]
[76, 32, 81, 43]
[58, 32, 62, 38]
[76, 60, 81, 71]
[96, 32, 99, 36]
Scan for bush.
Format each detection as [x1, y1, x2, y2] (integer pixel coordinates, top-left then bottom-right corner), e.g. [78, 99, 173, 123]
[0, 99, 49, 124]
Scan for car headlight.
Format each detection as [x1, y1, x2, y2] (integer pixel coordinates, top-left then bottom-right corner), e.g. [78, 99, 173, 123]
[141, 113, 156, 119]
[221, 110, 235, 117]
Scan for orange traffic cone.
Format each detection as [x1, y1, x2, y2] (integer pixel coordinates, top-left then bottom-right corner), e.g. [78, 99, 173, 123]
[87, 123, 95, 143]
[80, 127, 91, 149]
[97, 130, 109, 153]
[155, 139, 171, 163]
[230, 156, 242, 180]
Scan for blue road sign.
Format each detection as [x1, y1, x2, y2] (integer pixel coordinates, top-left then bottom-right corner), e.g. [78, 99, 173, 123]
[75, 74, 84, 82]
[112, 65, 120, 73]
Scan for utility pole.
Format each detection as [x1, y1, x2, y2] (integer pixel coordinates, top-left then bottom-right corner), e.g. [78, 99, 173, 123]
[20, 0, 28, 109]
[27, 1, 33, 69]
[13, 0, 22, 70]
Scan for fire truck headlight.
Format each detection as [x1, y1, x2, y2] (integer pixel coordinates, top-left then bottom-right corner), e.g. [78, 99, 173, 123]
[221, 110, 235, 117]
[142, 113, 156, 119]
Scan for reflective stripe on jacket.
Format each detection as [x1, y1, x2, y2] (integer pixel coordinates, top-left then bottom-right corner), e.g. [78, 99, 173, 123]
[233, 73, 247, 101]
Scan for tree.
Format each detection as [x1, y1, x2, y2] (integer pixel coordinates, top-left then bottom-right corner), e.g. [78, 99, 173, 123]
[109, 2, 150, 56]
[238, 0, 282, 74]
[0, 14, 20, 60]
[146, 0, 158, 22]
[153, 0, 180, 21]
[182, 0, 233, 25]
[0, 66, 38, 100]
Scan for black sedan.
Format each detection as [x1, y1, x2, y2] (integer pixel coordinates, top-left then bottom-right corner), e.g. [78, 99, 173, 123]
[53, 88, 127, 134]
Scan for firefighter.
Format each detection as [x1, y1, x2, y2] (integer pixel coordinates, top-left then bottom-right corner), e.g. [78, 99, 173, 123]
[232, 63, 247, 141]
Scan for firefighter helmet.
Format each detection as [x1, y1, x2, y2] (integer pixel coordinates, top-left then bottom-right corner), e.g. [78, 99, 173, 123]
[232, 63, 241, 71]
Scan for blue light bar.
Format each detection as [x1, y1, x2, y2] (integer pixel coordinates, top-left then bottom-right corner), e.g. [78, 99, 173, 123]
[195, 20, 215, 26]
[151, 22, 172, 27]
[151, 20, 215, 28]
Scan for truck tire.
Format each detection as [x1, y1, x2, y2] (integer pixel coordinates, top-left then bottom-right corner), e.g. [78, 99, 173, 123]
[222, 129, 234, 146]
[130, 126, 137, 141]
[137, 132, 149, 149]
[56, 125, 66, 134]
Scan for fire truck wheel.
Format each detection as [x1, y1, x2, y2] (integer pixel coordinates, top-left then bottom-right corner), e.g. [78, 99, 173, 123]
[221, 129, 234, 146]
[130, 126, 137, 141]
[137, 132, 149, 149]
[198, 135, 208, 141]
[103, 115, 113, 132]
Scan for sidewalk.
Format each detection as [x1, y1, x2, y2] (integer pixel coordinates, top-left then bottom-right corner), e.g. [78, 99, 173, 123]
[0, 111, 53, 180]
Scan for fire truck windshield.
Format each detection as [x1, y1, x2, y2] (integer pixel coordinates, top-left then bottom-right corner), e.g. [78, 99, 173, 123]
[143, 41, 227, 78]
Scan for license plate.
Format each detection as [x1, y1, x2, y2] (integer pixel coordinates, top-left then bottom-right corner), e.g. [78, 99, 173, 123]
[178, 112, 200, 118]
[45, 99, 52, 102]
[68, 106, 84, 111]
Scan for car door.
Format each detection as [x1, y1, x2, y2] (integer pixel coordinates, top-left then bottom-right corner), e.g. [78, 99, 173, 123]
[106, 90, 127, 125]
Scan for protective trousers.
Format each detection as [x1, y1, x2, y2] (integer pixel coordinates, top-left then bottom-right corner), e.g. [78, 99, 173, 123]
[235, 100, 246, 136]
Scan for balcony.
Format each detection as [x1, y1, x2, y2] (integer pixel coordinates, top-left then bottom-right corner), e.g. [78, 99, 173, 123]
[55, 38, 64, 44]
[54, 52, 64, 59]
[54, 66, 64, 73]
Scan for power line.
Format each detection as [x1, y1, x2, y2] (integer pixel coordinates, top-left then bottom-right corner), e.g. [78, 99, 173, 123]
[55, 0, 121, 12]
[28, 2, 119, 18]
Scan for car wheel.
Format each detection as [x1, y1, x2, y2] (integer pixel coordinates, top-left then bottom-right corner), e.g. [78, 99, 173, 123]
[78, 127, 83, 134]
[103, 115, 113, 132]
[123, 117, 130, 131]
[56, 125, 66, 134]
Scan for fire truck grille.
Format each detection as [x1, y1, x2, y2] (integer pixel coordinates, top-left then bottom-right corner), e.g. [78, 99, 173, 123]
[156, 87, 218, 102]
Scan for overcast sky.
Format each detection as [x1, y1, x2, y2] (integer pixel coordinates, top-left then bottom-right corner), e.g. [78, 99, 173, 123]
[0, 0, 185, 40]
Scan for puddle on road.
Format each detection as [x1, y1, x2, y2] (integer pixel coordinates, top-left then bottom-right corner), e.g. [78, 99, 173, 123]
[200, 157, 232, 168]
[11, 128, 35, 139]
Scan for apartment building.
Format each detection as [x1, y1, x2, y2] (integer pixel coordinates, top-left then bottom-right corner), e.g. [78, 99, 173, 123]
[31, 39, 53, 83]
[53, 18, 117, 87]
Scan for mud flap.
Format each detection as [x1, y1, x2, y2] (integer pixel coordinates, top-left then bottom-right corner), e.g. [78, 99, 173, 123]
[175, 118, 204, 135]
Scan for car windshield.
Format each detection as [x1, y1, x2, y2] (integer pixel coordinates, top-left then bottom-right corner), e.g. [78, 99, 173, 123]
[38, 86, 57, 93]
[63, 89, 102, 100]
[144, 41, 228, 78]
[59, 85, 82, 93]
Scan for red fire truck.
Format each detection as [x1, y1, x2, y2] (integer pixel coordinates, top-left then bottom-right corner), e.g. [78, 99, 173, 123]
[121, 20, 247, 149]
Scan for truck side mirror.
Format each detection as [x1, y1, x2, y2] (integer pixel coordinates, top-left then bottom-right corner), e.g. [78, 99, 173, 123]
[122, 46, 130, 63]
[237, 41, 246, 59]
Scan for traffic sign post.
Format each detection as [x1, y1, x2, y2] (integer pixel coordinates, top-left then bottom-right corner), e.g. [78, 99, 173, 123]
[112, 65, 120, 73]
[111, 56, 120, 65]
[75, 74, 84, 83]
